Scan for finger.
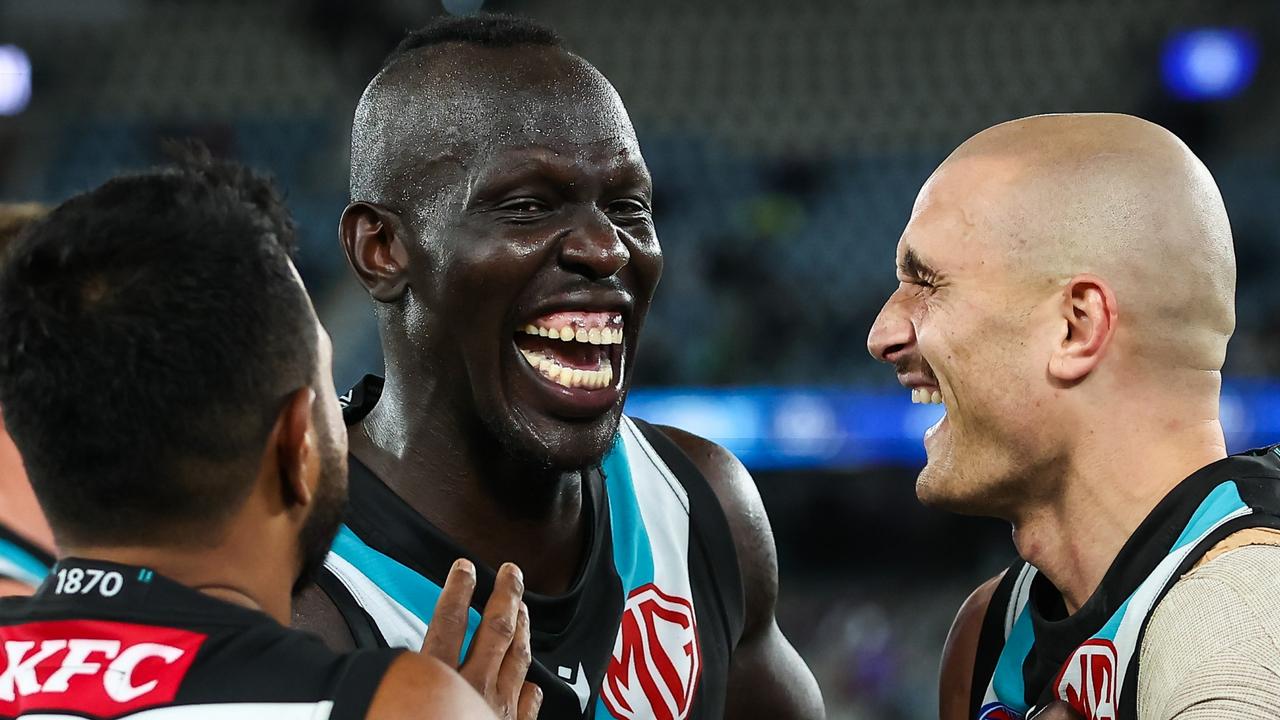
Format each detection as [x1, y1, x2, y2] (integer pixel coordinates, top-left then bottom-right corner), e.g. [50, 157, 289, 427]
[1029, 702, 1084, 720]
[422, 558, 476, 665]
[460, 562, 524, 691]
[517, 681, 544, 720]
[496, 602, 531, 708]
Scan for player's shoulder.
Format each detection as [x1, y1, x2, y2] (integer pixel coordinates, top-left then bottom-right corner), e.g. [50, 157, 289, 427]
[940, 571, 1007, 720]
[1138, 542, 1280, 717]
[642, 422, 769, 614]
[367, 651, 495, 719]
[1145, 540, 1280, 651]
[642, 423, 756, 509]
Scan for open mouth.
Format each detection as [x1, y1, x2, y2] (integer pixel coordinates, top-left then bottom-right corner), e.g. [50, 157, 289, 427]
[514, 311, 624, 391]
[910, 387, 944, 405]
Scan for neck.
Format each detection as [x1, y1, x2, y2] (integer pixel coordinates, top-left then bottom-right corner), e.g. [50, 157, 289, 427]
[0, 432, 56, 554]
[63, 539, 295, 625]
[1011, 404, 1226, 612]
[353, 372, 590, 595]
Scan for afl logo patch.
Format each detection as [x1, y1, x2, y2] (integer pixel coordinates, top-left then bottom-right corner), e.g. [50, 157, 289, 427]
[978, 703, 1023, 720]
[1054, 639, 1118, 720]
[601, 583, 701, 720]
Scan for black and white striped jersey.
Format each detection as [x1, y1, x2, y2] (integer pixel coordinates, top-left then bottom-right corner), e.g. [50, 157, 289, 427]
[318, 375, 746, 720]
[0, 558, 400, 719]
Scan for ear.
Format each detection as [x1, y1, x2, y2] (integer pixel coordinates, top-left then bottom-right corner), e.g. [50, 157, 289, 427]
[339, 202, 410, 302]
[1048, 274, 1117, 383]
[275, 386, 319, 511]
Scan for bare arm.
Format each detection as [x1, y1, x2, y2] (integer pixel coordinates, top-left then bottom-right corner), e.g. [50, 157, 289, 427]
[656, 425, 825, 720]
[939, 573, 1003, 720]
[368, 652, 498, 719]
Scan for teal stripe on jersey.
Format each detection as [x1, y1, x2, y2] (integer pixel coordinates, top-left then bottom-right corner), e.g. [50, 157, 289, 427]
[596, 430, 656, 719]
[992, 604, 1035, 715]
[600, 432, 655, 593]
[0, 537, 49, 587]
[1174, 480, 1247, 549]
[330, 525, 481, 659]
[991, 478, 1252, 711]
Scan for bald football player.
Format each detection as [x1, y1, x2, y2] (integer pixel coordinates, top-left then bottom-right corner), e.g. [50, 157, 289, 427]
[868, 114, 1280, 719]
[294, 13, 823, 720]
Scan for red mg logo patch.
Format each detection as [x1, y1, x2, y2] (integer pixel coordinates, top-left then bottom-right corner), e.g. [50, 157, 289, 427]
[0, 620, 205, 717]
[601, 584, 701, 720]
[1054, 639, 1118, 720]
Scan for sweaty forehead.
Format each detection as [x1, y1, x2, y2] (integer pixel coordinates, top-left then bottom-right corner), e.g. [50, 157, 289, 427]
[350, 44, 641, 207]
[373, 46, 633, 165]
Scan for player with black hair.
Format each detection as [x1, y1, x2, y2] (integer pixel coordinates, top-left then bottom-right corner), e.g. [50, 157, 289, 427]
[0, 203, 56, 596]
[294, 12, 825, 720]
[0, 156, 538, 719]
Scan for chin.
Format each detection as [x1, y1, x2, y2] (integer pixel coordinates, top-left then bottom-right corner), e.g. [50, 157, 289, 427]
[915, 464, 985, 515]
[492, 405, 623, 473]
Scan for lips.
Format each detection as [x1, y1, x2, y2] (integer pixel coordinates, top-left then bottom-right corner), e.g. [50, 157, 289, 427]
[509, 306, 628, 418]
[515, 311, 623, 390]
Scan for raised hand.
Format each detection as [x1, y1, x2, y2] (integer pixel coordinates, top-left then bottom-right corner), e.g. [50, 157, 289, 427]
[422, 559, 542, 720]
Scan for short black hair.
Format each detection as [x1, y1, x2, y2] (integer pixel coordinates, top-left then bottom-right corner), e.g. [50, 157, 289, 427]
[382, 13, 562, 71]
[0, 151, 317, 547]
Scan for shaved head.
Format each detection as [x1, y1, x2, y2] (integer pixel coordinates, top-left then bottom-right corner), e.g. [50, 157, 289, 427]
[341, 15, 661, 473]
[869, 113, 1236, 516]
[931, 113, 1235, 372]
[349, 19, 636, 217]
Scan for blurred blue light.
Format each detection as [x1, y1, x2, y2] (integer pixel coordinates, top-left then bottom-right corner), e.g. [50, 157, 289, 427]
[625, 379, 1280, 471]
[0, 45, 32, 116]
[1161, 29, 1259, 101]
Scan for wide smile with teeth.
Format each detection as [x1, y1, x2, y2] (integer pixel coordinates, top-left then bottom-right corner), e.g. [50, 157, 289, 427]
[911, 388, 944, 405]
[514, 311, 623, 390]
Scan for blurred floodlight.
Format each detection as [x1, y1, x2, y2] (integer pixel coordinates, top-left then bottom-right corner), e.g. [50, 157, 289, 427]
[1161, 29, 1259, 101]
[0, 45, 32, 116]
[442, 0, 485, 15]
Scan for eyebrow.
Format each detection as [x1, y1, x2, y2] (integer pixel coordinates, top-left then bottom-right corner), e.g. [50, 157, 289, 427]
[899, 247, 940, 281]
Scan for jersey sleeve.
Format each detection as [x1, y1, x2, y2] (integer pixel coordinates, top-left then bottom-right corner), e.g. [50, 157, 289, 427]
[327, 648, 405, 720]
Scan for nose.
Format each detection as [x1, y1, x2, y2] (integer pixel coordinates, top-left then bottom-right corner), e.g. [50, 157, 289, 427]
[559, 207, 630, 280]
[867, 286, 917, 363]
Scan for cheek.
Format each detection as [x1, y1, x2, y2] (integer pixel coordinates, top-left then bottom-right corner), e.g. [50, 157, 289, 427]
[620, 232, 663, 307]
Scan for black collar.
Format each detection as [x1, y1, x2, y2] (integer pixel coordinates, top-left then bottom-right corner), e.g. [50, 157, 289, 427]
[21, 557, 272, 627]
[1025, 446, 1280, 678]
[341, 375, 612, 642]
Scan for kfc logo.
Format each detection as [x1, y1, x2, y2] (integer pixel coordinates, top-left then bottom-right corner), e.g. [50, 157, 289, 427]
[601, 584, 701, 720]
[0, 620, 204, 716]
[1053, 639, 1118, 720]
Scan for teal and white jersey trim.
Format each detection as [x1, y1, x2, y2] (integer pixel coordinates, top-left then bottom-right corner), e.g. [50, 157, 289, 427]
[325, 525, 482, 656]
[981, 480, 1253, 716]
[0, 536, 50, 588]
[322, 415, 697, 682]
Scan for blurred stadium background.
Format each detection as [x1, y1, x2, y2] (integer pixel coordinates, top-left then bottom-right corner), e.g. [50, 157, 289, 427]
[2, 1, 1278, 717]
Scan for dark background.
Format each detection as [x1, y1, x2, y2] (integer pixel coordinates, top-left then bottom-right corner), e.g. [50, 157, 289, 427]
[3, 1, 1277, 716]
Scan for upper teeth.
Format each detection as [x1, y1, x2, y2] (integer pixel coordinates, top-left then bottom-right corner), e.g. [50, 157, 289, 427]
[522, 324, 623, 345]
[911, 388, 943, 405]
